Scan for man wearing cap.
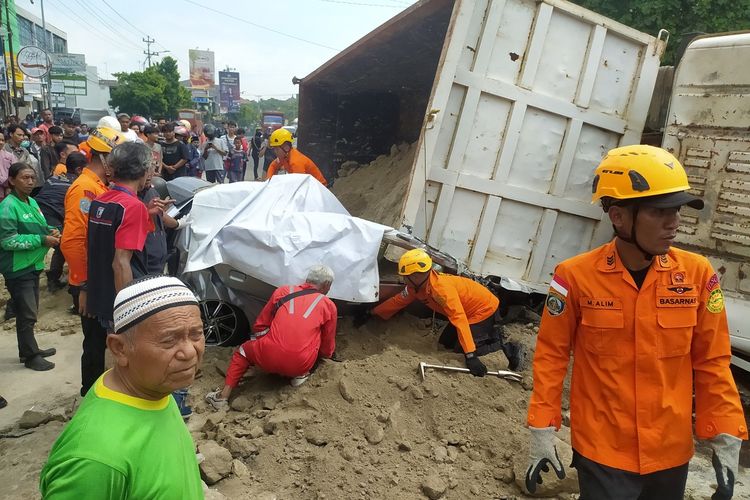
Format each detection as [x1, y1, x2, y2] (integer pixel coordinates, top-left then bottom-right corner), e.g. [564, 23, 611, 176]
[525, 145, 746, 499]
[40, 275, 205, 499]
[206, 265, 338, 409]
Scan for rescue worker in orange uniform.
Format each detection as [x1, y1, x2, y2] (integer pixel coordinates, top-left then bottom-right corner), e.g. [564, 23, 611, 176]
[363, 249, 525, 375]
[525, 145, 747, 499]
[265, 128, 328, 186]
[60, 127, 125, 396]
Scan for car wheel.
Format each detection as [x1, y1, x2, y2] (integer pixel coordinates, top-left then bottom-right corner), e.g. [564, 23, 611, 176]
[200, 300, 248, 346]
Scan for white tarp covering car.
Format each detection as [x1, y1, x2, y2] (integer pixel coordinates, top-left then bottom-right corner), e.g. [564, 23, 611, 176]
[182, 174, 393, 303]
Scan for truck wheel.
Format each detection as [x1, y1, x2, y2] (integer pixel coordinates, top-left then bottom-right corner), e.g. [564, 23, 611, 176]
[200, 300, 248, 347]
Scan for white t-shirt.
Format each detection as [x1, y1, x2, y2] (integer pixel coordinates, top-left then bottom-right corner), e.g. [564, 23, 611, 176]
[200, 140, 225, 172]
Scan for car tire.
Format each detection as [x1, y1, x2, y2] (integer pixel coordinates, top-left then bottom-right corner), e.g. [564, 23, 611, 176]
[199, 300, 249, 347]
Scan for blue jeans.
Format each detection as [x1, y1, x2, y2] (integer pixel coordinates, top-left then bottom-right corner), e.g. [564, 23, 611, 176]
[172, 388, 192, 416]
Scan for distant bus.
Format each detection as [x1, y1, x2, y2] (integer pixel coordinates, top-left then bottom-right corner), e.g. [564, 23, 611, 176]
[261, 111, 284, 132]
[177, 109, 204, 134]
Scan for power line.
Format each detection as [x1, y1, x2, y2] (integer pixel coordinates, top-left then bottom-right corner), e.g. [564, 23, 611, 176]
[317, 0, 403, 7]
[99, 0, 172, 54]
[71, 0, 144, 52]
[45, 0, 141, 57]
[182, 0, 340, 51]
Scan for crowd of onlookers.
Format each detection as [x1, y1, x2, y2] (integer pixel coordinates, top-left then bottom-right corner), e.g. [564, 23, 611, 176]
[0, 110, 314, 415]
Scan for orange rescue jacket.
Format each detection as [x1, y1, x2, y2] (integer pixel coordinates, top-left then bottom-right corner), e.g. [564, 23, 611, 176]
[60, 168, 107, 286]
[266, 148, 327, 186]
[528, 240, 747, 474]
[372, 271, 499, 354]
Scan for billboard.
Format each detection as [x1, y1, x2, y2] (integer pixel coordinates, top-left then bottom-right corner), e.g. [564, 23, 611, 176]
[219, 71, 240, 113]
[189, 49, 215, 89]
[50, 53, 87, 96]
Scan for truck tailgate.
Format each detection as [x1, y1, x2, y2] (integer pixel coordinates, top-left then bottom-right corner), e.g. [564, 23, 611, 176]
[400, 0, 666, 288]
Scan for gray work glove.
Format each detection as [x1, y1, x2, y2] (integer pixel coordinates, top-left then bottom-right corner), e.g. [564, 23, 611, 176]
[525, 426, 565, 494]
[710, 433, 742, 500]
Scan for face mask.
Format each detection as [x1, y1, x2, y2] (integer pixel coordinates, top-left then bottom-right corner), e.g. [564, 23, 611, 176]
[21, 140, 30, 148]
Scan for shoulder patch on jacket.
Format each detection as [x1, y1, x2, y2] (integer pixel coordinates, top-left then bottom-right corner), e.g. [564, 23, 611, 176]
[707, 288, 724, 314]
[706, 273, 720, 292]
[545, 291, 565, 316]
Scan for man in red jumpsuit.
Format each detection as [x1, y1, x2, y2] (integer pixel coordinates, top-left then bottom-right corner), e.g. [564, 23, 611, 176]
[206, 265, 337, 409]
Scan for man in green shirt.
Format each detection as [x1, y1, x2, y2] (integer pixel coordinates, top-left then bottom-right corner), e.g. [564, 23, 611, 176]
[40, 275, 206, 499]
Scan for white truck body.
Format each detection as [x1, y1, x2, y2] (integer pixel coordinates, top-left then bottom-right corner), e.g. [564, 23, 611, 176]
[661, 32, 750, 367]
[397, 0, 666, 290]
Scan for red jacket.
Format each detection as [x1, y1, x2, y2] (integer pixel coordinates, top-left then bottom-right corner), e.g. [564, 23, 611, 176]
[246, 283, 337, 377]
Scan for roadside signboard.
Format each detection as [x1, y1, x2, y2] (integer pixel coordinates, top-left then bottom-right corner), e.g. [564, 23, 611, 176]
[17, 46, 50, 78]
[189, 49, 215, 89]
[50, 53, 87, 96]
[219, 71, 240, 113]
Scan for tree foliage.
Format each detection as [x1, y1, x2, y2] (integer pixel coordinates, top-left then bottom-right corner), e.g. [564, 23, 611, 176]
[109, 57, 191, 119]
[230, 96, 299, 129]
[570, 0, 750, 64]
[154, 57, 192, 116]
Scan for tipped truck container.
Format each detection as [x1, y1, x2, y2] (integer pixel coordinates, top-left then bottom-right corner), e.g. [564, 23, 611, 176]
[661, 32, 750, 369]
[299, 0, 666, 291]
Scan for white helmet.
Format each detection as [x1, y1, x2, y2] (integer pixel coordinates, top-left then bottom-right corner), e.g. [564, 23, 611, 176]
[98, 115, 120, 130]
[122, 129, 140, 143]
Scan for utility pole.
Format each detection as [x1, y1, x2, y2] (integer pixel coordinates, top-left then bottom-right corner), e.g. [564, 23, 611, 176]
[143, 36, 155, 67]
[4, 0, 18, 116]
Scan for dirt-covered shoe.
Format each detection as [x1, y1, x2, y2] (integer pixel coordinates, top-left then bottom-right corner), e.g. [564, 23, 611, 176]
[205, 390, 229, 411]
[290, 373, 310, 387]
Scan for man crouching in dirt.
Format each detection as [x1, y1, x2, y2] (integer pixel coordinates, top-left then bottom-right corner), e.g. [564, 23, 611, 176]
[40, 275, 205, 499]
[357, 249, 525, 377]
[206, 265, 337, 409]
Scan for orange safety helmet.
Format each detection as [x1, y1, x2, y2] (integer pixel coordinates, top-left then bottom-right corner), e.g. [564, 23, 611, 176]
[592, 145, 703, 210]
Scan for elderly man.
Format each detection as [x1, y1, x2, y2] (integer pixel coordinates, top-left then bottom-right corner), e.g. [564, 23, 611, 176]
[206, 265, 337, 408]
[40, 275, 205, 498]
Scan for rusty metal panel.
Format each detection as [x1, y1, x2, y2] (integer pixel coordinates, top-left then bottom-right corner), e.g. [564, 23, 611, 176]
[399, 0, 665, 288]
[662, 32, 750, 359]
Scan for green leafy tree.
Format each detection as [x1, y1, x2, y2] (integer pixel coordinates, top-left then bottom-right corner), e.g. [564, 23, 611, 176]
[154, 57, 192, 117]
[571, 0, 750, 64]
[237, 102, 260, 127]
[109, 69, 168, 117]
[227, 96, 298, 129]
[109, 57, 191, 119]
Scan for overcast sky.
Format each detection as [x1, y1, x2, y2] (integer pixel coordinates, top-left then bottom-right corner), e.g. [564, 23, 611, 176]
[17, 0, 418, 99]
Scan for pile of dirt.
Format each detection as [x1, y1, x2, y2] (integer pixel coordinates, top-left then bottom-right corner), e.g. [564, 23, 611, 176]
[332, 143, 417, 228]
[1, 301, 747, 499]
[188, 316, 547, 500]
